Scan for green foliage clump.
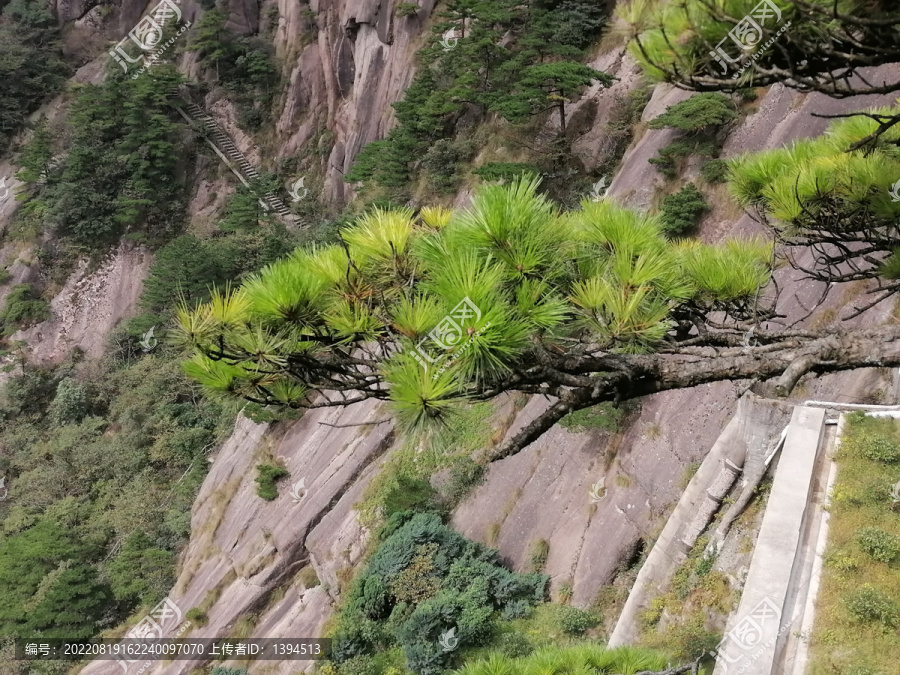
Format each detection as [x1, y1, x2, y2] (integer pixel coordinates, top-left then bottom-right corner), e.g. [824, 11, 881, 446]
[726, 107, 900, 256]
[255, 464, 290, 501]
[330, 512, 548, 674]
[186, 607, 210, 626]
[560, 402, 626, 433]
[14, 68, 187, 247]
[0, 0, 69, 147]
[396, 3, 420, 18]
[188, 10, 279, 129]
[840, 414, 900, 464]
[346, 1, 613, 193]
[0, 354, 232, 637]
[0, 284, 49, 335]
[857, 528, 900, 564]
[555, 605, 600, 635]
[47, 377, 90, 426]
[648, 93, 737, 132]
[472, 162, 541, 183]
[106, 531, 174, 606]
[422, 139, 470, 193]
[845, 585, 900, 628]
[0, 520, 110, 638]
[178, 178, 772, 431]
[659, 183, 709, 235]
[700, 158, 730, 184]
[454, 645, 672, 675]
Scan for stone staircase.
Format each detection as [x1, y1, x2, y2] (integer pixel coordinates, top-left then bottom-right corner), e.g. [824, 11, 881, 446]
[172, 92, 300, 227]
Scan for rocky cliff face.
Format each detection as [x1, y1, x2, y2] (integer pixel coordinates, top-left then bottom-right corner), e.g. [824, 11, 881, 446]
[271, 0, 438, 203]
[3, 1, 898, 672]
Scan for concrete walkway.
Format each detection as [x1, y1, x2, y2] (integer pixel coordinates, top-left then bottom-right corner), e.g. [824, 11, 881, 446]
[712, 406, 829, 675]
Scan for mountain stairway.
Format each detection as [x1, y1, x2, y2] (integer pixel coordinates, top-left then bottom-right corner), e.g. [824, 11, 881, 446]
[171, 91, 300, 228]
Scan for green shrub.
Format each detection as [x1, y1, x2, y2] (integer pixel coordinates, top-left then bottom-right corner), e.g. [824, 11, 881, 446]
[556, 605, 600, 635]
[422, 139, 468, 193]
[472, 162, 541, 183]
[529, 539, 549, 572]
[496, 631, 533, 658]
[381, 473, 439, 518]
[845, 585, 900, 627]
[649, 138, 719, 178]
[396, 3, 419, 17]
[841, 417, 900, 463]
[334, 512, 547, 674]
[443, 458, 486, 506]
[255, 464, 289, 501]
[700, 159, 729, 184]
[186, 607, 209, 626]
[648, 93, 737, 132]
[647, 611, 721, 661]
[0, 283, 49, 335]
[46, 377, 89, 426]
[0, 268, 11, 284]
[559, 401, 625, 432]
[857, 528, 900, 564]
[659, 183, 709, 236]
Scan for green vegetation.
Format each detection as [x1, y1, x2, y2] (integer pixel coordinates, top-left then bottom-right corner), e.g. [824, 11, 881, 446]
[14, 67, 187, 248]
[454, 645, 675, 675]
[0, 0, 68, 147]
[358, 403, 494, 524]
[328, 511, 548, 675]
[560, 402, 629, 433]
[0, 284, 49, 335]
[700, 159, 729, 184]
[472, 162, 541, 183]
[648, 94, 736, 178]
[638, 537, 731, 662]
[186, 607, 210, 626]
[397, 3, 420, 18]
[188, 10, 280, 129]
[345, 0, 611, 195]
[555, 605, 600, 635]
[659, 183, 709, 236]
[255, 464, 290, 501]
[648, 94, 737, 133]
[177, 178, 772, 443]
[809, 414, 900, 673]
[0, 354, 233, 639]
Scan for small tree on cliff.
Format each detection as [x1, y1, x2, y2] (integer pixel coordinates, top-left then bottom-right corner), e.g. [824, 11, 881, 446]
[618, 0, 900, 146]
[177, 103, 900, 460]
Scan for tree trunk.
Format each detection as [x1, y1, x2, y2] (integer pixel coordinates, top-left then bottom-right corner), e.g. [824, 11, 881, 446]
[486, 324, 900, 461]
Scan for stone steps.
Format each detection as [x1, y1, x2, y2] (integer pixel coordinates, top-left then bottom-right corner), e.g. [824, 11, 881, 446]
[175, 93, 299, 226]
